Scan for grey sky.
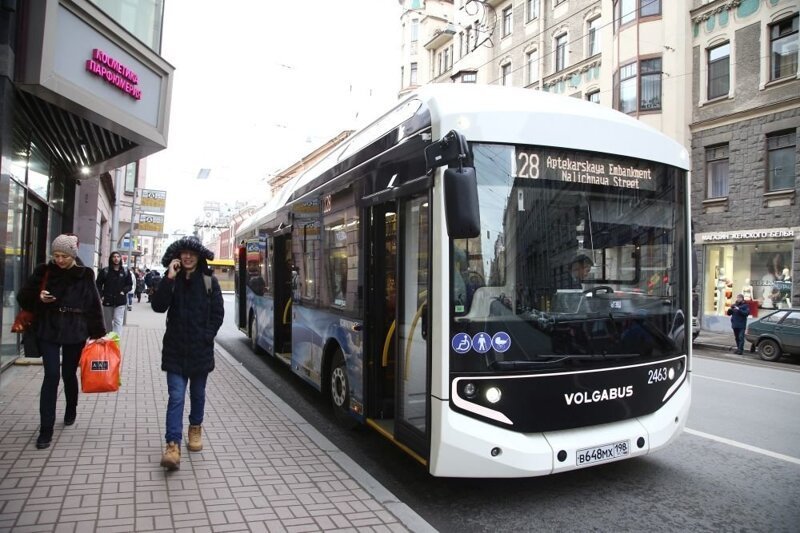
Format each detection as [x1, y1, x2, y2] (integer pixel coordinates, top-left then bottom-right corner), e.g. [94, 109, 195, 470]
[146, 1, 402, 233]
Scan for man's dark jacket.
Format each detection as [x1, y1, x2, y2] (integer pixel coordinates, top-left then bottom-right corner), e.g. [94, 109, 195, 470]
[151, 271, 224, 375]
[17, 259, 106, 344]
[96, 256, 132, 307]
[727, 302, 750, 329]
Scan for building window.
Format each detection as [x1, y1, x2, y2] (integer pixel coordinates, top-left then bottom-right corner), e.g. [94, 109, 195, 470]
[706, 144, 729, 199]
[767, 131, 796, 191]
[459, 32, 465, 58]
[501, 63, 512, 86]
[461, 72, 477, 83]
[465, 27, 472, 53]
[124, 162, 137, 194]
[555, 34, 568, 71]
[587, 17, 601, 56]
[526, 0, 540, 22]
[614, 0, 635, 30]
[770, 14, 798, 81]
[410, 62, 418, 85]
[707, 42, 730, 99]
[640, 0, 661, 18]
[640, 58, 662, 111]
[614, 0, 659, 31]
[411, 19, 419, 45]
[619, 63, 637, 113]
[502, 6, 512, 38]
[586, 90, 600, 103]
[527, 49, 539, 85]
[616, 58, 662, 113]
[400, 66, 404, 88]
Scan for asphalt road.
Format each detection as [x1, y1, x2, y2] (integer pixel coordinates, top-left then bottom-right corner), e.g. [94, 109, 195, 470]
[216, 296, 800, 532]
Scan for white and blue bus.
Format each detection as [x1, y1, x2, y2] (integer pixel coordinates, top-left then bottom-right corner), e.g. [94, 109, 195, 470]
[235, 84, 692, 477]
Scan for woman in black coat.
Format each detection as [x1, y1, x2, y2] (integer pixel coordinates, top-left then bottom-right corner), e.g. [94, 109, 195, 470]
[151, 236, 224, 470]
[17, 234, 106, 449]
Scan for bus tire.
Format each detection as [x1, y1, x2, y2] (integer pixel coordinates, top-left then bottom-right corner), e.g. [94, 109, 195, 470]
[758, 339, 782, 362]
[330, 349, 357, 428]
[249, 314, 265, 355]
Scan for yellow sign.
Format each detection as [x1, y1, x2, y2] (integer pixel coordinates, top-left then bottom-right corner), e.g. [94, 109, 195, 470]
[140, 189, 167, 213]
[136, 214, 164, 236]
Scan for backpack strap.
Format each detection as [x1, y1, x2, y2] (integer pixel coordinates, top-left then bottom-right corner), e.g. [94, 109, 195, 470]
[203, 274, 212, 296]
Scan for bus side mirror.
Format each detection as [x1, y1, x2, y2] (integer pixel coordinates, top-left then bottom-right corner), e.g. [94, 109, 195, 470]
[444, 166, 480, 239]
[425, 130, 481, 240]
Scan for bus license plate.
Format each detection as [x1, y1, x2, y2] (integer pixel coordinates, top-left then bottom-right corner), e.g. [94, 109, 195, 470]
[576, 440, 630, 466]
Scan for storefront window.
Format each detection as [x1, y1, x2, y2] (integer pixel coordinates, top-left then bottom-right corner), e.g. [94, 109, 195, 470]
[704, 242, 793, 318]
[2, 181, 26, 369]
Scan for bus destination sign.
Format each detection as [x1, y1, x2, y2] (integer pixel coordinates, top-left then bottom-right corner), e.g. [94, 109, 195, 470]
[515, 148, 658, 191]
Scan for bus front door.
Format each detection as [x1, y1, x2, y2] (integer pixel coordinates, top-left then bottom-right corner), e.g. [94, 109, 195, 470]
[273, 234, 292, 360]
[236, 244, 247, 330]
[367, 196, 430, 461]
[394, 195, 430, 459]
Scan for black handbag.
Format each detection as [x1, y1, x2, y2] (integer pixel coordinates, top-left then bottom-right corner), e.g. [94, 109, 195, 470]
[22, 330, 41, 358]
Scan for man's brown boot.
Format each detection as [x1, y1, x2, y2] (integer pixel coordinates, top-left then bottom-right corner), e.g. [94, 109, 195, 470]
[160, 442, 181, 470]
[187, 424, 203, 452]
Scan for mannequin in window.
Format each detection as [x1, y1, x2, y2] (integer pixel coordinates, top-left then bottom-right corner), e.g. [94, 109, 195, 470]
[716, 267, 727, 315]
[741, 279, 753, 301]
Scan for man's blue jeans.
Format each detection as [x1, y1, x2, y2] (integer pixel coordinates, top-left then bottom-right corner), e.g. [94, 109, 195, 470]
[165, 372, 208, 444]
[733, 328, 745, 353]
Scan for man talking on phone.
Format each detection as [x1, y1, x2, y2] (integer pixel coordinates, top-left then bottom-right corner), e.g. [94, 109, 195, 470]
[151, 236, 224, 470]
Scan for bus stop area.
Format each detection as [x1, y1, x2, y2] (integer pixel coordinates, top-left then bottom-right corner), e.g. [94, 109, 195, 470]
[0, 304, 432, 532]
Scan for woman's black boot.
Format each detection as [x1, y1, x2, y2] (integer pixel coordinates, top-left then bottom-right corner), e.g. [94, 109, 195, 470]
[64, 405, 77, 426]
[36, 428, 53, 449]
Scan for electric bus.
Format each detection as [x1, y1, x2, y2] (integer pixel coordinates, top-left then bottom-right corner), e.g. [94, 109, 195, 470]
[234, 84, 692, 477]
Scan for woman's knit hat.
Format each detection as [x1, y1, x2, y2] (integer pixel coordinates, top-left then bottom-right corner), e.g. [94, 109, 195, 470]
[52, 234, 79, 258]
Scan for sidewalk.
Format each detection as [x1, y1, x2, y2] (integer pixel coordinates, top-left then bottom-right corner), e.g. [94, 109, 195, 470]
[0, 301, 433, 532]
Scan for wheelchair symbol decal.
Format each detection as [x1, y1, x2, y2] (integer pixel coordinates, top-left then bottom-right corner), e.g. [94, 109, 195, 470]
[451, 333, 472, 354]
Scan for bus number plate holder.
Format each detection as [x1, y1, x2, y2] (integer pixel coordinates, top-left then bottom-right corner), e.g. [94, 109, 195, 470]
[576, 440, 630, 466]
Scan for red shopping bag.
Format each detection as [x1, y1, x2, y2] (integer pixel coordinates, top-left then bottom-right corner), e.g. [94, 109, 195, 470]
[80, 337, 121, 393]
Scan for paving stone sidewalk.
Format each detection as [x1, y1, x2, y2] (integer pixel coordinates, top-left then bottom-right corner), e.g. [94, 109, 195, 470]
[0, 302, 433, 532]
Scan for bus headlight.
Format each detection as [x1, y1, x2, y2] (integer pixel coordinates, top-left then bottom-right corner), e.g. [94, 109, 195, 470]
[485, 387, 502, 404]
[462, 382, 477, 399]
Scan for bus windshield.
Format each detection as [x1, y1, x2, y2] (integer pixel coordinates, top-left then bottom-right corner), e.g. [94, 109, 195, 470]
[450, 143, 689, 372]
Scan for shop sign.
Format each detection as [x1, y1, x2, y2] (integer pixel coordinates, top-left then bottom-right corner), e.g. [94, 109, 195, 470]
[700, 229, 794, 242]
[85, 48, 142, 100]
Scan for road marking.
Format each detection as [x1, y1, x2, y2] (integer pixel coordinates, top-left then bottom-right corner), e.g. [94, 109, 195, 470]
[693, 373, 800, 396]
[684, 428, 800, 466]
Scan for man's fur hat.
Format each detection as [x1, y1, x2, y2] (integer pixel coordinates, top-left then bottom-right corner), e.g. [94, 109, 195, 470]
[161, 236, 214, 268]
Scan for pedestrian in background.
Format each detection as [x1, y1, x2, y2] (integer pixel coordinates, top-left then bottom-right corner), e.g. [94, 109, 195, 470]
[134, 268, 145, 303]
[96, 251, 132, 335]
[152, 237, 224, 470]
[17, 234, 106, 449]
[727, 293, 750, 355]
[126, 267, 136, 310]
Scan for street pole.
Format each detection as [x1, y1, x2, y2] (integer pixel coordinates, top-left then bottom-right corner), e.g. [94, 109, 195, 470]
[129, 187, 137, 268]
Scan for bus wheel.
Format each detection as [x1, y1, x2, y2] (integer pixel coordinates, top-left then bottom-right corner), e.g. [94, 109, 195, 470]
[330, 349, 357, 428]
[758, 339, 781, 362]
[249, 315, 264, 355]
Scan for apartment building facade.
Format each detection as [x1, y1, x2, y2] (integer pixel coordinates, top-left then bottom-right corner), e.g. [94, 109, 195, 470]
[397, 0, 798, 332]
